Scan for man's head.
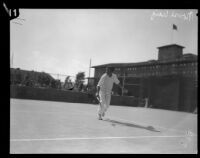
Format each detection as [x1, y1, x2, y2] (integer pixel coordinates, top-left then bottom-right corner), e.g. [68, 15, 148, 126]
[106, 67, 115, 77]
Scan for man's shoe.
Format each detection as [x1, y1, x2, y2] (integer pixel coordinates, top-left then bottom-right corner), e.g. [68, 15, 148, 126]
[98, 114, 103, 120]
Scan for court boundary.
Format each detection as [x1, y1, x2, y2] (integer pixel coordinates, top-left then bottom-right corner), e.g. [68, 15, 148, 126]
[10, 134, 197, 142]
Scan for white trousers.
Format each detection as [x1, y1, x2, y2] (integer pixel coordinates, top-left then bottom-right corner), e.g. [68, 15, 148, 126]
[98, 91, 111, 115]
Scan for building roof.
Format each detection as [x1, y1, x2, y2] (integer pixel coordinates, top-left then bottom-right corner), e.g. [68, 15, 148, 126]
[183, 53, 197, 57]
[91, 57, 197, 68]
[157, 44, 185, 49]
[91, 62, 149, 68]
[92, 44, 196, 68]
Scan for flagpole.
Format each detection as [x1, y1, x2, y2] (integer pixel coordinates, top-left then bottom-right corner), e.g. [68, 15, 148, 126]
[89, 58, 91, 78]
[171, 24, 174, 44]
[11, 52, 14, 68]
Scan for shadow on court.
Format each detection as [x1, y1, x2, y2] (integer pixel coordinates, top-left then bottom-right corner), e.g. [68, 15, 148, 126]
[104, 118, 160, 132]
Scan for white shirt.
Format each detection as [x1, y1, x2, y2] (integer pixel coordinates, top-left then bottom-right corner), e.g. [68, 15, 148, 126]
[97, 73, 120, 94]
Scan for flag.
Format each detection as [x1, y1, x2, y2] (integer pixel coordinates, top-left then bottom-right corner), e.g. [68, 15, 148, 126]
[173, 24, 177, 30]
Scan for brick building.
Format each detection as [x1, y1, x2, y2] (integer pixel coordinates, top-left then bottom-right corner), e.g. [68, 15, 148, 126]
[89, 44, 197, 112]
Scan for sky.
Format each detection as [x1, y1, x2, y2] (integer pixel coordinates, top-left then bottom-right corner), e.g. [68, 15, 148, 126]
[10, 9, 198, 82]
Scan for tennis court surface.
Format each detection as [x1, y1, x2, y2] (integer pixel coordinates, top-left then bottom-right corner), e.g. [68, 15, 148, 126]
[10, 98, 197, 154]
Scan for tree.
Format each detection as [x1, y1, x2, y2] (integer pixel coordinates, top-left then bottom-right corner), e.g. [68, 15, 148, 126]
[15, 71, 22, 85]
[50, 79, 57, 89]
[23, 73, 34, 87]
[37, 72, 52, 87]
[50, 79, 61, 89]
[37, 73, 44, 87]
[55, 79, 61, 89]
[75, 72, 85, 91]
[63, 76, 73, 90]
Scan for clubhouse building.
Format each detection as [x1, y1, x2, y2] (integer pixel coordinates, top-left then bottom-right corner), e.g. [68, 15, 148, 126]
[88, 44, 197, 112]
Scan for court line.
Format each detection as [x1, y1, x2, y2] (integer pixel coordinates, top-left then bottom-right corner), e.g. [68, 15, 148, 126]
[10, 135, 196, 142]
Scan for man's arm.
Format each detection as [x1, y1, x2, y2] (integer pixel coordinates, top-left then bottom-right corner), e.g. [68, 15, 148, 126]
[96, 74, 105, 98]
[117, 83, 123, 89]
[96, 85, 100, 98]
[113, 74, 123, 89]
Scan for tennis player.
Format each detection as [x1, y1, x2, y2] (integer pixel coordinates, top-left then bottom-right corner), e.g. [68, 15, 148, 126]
[96, 67, 123, 120]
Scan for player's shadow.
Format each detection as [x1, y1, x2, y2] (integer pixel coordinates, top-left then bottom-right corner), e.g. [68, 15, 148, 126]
[104, 118, 160, 132]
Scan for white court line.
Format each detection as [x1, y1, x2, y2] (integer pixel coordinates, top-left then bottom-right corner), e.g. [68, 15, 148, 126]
[10, 135, 197, 142]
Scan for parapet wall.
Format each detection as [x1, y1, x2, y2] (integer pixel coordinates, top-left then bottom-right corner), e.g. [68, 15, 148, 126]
[10, 85, 139, 107]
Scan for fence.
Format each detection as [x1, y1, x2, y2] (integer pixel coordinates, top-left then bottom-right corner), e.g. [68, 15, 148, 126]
[48, 73, 76, 83]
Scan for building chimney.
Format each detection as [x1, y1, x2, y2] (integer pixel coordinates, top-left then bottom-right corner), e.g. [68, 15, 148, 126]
[157, 44, 185, 61]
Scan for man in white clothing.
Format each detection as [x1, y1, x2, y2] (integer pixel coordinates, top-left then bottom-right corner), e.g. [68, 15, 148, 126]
[96, 67, 123, 120]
